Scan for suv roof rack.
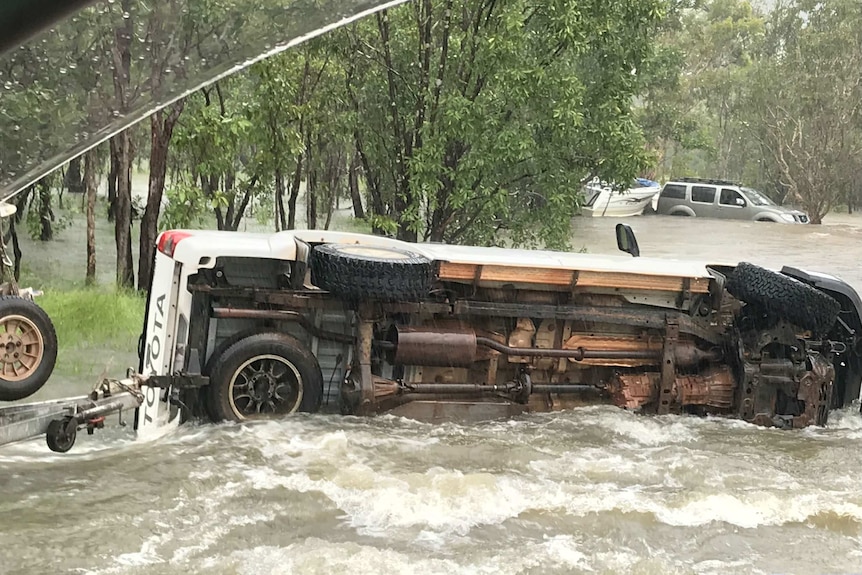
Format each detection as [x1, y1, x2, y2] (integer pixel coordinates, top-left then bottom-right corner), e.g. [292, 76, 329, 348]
[673, 177, 740, 186]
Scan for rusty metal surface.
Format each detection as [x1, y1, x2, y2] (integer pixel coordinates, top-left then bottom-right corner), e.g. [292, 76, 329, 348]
[608, 372, 659, 409]
[451, 300, 722, 344]
[476, 336, 657, 360]
[657, 320, 679, 415]
[676, 367, 735, 408]
[507, 318, 536, 363]
[608, 365, 735, 411]
[391, 325, 478, 367]
[796, 354, 835, 427]
[561, 335, 721, 368]
[562, 334, 661, 367]
[357, 314, 376, 407]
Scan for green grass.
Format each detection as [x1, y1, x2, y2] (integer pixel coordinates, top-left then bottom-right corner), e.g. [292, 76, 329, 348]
[38, 289, 145, 350]
[23, 289, 146, 399]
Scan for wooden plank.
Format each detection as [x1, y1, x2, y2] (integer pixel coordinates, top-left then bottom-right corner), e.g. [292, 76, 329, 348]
[437, 261, 711, 293]
[480, 265, 575, 285]
[437, 262, 477, 281]
[575, 271, 710, 294]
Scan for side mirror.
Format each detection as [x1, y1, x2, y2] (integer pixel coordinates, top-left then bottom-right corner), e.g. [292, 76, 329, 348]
[735, 197, 745, 207]
[615, 223, 640, 258]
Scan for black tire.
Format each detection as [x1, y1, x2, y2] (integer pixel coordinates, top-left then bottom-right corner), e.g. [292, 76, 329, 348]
[46, 418, 76, 453]
[0, 296, 58, 401]
[726, 262, 840, 334]
[310, 243, 433, 302]
[207, 332, 323, 422]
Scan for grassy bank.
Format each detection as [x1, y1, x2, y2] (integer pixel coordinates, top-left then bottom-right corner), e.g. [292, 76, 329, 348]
[38, 289, 145, 351]
[24, 289, 145, 401]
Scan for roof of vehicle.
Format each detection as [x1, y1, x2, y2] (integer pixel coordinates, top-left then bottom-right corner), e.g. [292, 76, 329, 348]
[666, 177, 740, 187]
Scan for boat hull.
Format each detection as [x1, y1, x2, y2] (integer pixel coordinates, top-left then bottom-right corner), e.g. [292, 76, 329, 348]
[580, 185, 661, 217]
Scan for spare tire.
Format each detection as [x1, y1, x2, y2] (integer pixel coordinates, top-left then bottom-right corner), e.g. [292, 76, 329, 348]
[726, 262, 840, 334]
[0, 296, 58, 401]
[310, 243, 433, 302]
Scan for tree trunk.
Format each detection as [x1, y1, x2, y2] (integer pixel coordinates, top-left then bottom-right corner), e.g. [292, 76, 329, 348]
[37, 179, 54, 242]
[306, 186, 318, 229]
[115, 129, 135, 287]
[306, 143, 317, 229]
[287, 154, 303, 230]
[108, 135, 119, 222]
[84, 149, 98, 285]
[10, 219, 21, 282]
[348, 150, 364, 219]
[138, 101, 184, 291]
[66, 157, 83, 196]
[111, 0, 135, 288]
[275, 168, 286, 231]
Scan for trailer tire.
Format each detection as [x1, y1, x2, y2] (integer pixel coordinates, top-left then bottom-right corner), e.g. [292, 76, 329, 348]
[310, 243, 433, 302]
[0, 296, 57, 401]
[726, 262, 840, 334]
[207, 332, 323, 422]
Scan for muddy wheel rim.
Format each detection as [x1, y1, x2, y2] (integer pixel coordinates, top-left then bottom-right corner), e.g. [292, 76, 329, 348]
[0, 314, 44, 382]
[228, 354, 303, 420]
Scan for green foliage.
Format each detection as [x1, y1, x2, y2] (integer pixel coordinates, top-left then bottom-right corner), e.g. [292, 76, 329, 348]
[24, 181, 71, 241]
[739, 0, 862, 221]
[637, 0, 766, 181]
[161, 183, 209, 231]
[338, 0, 666, 248]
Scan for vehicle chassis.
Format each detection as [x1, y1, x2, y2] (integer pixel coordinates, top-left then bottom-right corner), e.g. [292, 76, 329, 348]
[3, 238, 861, 453]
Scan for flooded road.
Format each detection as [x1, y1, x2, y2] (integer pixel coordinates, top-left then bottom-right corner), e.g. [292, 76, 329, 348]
[3, 213, 862, 575]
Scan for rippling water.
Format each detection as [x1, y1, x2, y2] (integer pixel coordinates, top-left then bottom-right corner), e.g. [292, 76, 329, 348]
[4, 214, 862, 575]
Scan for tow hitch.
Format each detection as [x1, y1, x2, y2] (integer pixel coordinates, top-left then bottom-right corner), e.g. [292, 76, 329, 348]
[0, 371, 150, 453]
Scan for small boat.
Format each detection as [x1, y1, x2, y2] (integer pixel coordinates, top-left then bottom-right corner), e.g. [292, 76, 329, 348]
[580, 178, 661, 217]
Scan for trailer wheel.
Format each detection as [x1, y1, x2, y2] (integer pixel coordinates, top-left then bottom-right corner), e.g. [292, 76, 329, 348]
[46, 417, 76, 453]
[310, 243, 433, 302]
[726, 262, 840, 334]
[0, 296, 58, 401]
[207, 333, 323, 422]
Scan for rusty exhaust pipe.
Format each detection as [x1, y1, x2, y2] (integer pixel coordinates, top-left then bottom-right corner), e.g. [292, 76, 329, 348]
[386, 325, 699, 367]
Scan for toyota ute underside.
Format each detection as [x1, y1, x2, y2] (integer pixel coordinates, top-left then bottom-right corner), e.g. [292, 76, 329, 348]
[152, 230, 862, 429]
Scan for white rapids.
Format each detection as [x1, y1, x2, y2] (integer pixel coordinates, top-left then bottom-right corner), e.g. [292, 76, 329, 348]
[3, 406, 862, 575]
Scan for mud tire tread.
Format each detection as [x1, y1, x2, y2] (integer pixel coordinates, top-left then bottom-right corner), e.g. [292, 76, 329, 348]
[310, 243, 433, 302]
[725, 262, 840, 334]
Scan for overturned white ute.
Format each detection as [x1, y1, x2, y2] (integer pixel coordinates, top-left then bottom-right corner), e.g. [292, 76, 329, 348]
[4, 225, 862, 452]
